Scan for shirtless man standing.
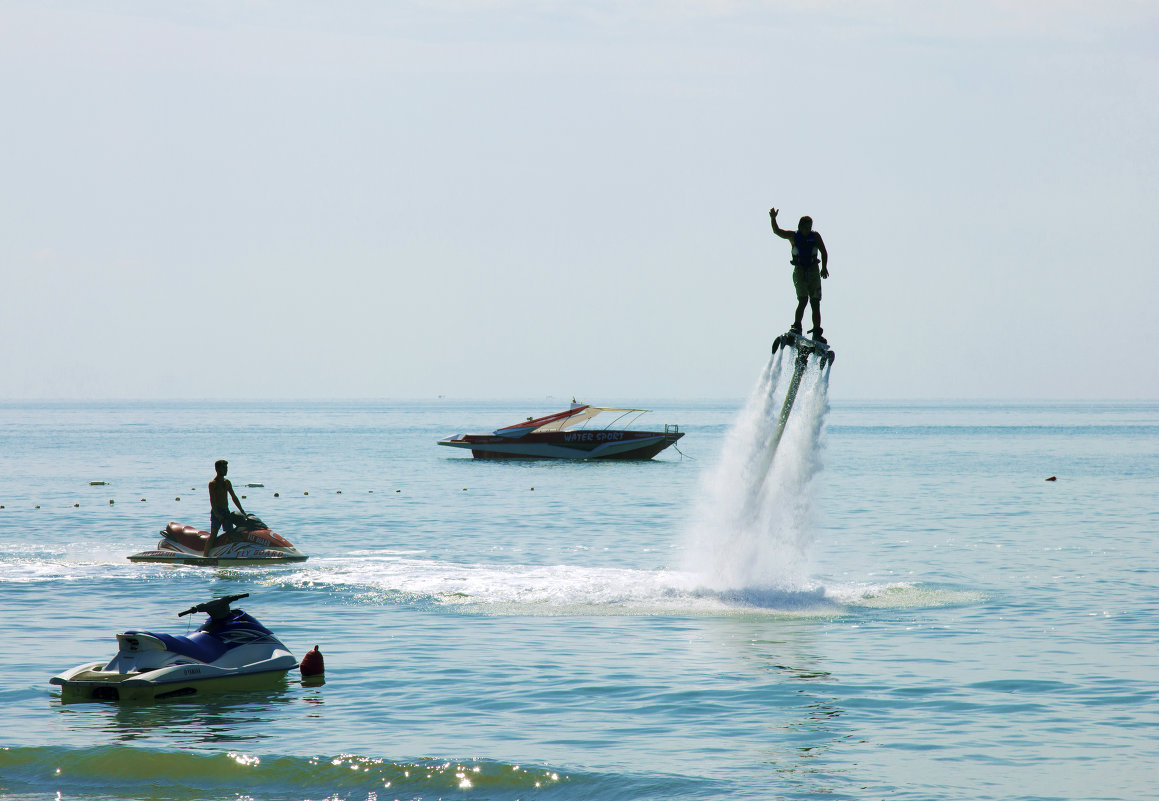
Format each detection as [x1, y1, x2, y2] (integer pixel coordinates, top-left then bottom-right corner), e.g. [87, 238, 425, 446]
[206, 459, 246, 555]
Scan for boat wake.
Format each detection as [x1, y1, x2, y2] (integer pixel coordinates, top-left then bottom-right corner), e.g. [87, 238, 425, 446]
[255, 553, 973, 617]
[0, 550, 980, 617]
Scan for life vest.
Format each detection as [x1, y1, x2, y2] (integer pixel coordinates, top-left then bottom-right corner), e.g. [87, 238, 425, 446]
[790, 231, 819, 268]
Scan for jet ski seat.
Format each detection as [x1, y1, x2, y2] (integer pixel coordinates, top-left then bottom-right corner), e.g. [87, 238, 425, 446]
[126, 630, 229, 664]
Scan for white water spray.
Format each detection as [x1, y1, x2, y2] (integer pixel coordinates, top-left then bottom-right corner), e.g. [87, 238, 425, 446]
[682, 349, 831, 592]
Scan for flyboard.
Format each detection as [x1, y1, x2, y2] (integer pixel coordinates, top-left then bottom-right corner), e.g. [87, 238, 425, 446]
[767, 331, 835, 455]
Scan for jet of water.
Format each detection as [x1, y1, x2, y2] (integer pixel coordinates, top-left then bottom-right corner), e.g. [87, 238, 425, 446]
[682, 349, 831, 592]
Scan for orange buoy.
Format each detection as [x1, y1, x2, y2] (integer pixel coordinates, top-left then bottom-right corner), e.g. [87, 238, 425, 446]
[300, 645, 325, 685]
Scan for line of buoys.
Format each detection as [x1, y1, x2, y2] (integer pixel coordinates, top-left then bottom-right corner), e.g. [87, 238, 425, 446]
[7, 485, 520, 510]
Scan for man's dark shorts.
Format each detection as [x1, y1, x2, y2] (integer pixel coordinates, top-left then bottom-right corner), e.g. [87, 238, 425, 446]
[793, 265, 822, 301]
[211, 509, 243, 535]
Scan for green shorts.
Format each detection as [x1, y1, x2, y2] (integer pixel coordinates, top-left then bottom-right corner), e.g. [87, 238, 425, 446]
[793, 265, 822, 300]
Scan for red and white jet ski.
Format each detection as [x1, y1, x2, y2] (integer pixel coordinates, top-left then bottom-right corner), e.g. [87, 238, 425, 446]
[128, 514, 308, 565]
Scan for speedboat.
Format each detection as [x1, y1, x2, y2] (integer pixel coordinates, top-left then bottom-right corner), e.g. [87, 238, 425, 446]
[127, 513, 307, 565]
[438, 402, 685, 460]
[50, 593, 298, 703]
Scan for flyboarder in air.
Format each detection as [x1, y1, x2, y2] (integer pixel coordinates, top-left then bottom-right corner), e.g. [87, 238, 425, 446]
[769, 208, 828, 344]
[767, 207, 835, 443]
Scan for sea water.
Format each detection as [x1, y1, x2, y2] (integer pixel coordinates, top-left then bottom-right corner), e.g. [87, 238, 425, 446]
[1, 391, 1158, 800]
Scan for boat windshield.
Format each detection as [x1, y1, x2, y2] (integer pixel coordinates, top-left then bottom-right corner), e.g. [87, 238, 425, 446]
[531, 407, 650, 433]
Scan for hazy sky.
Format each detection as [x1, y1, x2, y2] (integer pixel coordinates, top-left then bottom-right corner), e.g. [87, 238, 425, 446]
[3, 1, 1156, 400]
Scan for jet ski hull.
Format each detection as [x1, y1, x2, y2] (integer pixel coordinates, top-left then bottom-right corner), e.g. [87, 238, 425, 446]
[51, 660, 295, 703]
[127, 551, 307, 565]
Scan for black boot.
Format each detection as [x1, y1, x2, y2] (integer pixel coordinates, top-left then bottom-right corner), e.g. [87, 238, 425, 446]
[790, 322, 803, 335]
[810, 327, 826, 344]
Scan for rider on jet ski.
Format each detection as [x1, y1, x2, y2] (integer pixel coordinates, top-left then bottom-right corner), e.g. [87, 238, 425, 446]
[207, 459, 247, 555]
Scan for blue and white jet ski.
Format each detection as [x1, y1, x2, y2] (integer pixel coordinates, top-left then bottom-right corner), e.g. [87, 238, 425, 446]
[50, 593, 298, 703]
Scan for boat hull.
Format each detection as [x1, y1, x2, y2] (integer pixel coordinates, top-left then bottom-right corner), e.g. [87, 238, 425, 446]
[439, 430, 684, 460]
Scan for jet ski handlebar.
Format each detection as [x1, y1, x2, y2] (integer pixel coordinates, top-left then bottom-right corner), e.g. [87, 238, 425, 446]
[178, 593, 250, 619]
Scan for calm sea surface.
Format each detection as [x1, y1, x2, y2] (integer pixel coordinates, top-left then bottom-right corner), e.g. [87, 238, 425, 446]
[1, 395, 1157, 800]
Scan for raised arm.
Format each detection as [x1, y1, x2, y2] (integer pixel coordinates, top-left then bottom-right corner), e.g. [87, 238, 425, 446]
[769, 208, 793, 240]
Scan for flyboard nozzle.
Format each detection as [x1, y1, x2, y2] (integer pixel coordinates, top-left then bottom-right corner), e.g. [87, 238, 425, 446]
[300, 645, 325, 686]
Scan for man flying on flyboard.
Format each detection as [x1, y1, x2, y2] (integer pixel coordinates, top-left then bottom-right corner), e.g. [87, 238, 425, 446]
[769, 207, 828, 344]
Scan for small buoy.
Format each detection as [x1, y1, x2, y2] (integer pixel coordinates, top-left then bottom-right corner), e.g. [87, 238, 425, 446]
[73, 503, 78, 508]
[395, 489, 400, 493]
[530, 487, 535, 491]
[89, 481, 107, 486]
[140, 498, 146, 502]
[336, 490, 342, 494]
[108, 499, 114, 505]
[304, 491, 309, 496]
[274, 492, 280, 498]
[175, 497, 180, 501]
[300, 645, 325, 686]
[35, 505, 40, 509]
[368, 490, 374, 493]
[1045, 476, 1058, 482]
[462, 488, 467, 491]
[241, 495, 246, 500]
